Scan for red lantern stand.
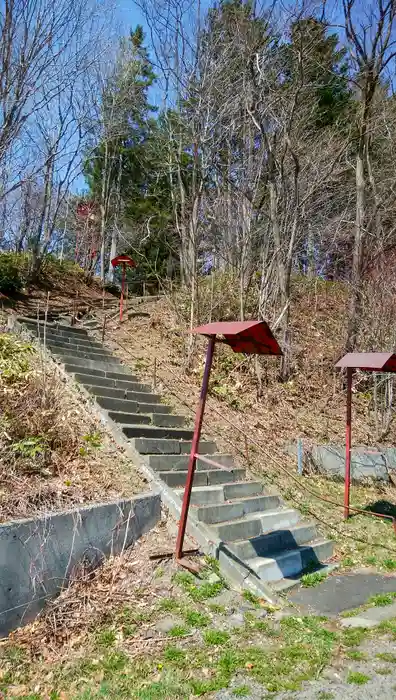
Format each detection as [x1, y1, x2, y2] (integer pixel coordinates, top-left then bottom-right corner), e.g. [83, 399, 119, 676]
[111, 254, 136, 322]
[175, 320, 282, 567]
[335, 352, 396, 520]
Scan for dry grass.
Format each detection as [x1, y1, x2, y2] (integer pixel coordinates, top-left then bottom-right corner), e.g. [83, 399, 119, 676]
[0, 329, 146, 522]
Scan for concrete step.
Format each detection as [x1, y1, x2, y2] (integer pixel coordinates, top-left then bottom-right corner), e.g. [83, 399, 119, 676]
[229, 522, 319, 560]
[47, 339, 113, 356]
[195, 495, 280, 525]
[30, 330, 105, 350]
[74, 374, 151, 393]
[22, 319, 89, 338]
[108, 411, 186, 428]
[64, 365, 138, 382]
[213, 508, 300, 542]
[247, 539, 334, 582]
[51, 346, 116, 363]
[160, 469, 246, 488]
[133, 438, 218, 455]
[96, 396, 172, 415]
[57, 356, 124, 373]
[149, 454, 235, 472]
[175, 481, 264, 505]
[85, 385, 164, 403]
[122, 424, 194, 441]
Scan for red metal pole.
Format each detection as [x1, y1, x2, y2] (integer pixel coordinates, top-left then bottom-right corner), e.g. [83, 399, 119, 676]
[120, 262, 125, 322]
[344, 367, 353, 519]
[175, 335, 216, 559]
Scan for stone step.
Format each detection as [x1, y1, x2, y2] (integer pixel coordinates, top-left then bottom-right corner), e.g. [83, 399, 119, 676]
[57, 356, 124, 373]
[74, 374, 152, 393]
[228, 522, 319, 560]
[109, 411, 186, 428]
[96, 396, 172, 415]
[213, 508, 300, 542]
[64, 366, 138, 382]
[51, 346, 116, 363]
[85, 385, 164, 403]
[47, 339, 113, 356]
[122, 424, 194, 441]
[29, 330, 105, 350]
[149, 453, 235, 472]
[132, 438, 218, 455]
[247, 539, 334, 582]
[175, 481, 264, 505]
[195, 495, 280, 525]
[160, 469, 246, 488]
[22, 319, 89, 338]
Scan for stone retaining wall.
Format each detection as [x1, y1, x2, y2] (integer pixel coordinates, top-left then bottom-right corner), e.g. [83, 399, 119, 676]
[0, 493, 160, 637]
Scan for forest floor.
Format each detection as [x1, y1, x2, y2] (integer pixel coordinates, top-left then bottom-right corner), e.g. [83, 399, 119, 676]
[96, 281, 396, 575]
[2, 522, 396, 699]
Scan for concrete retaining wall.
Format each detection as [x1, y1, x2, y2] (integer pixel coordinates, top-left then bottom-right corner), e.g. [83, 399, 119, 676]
[0, 493, 160, 637]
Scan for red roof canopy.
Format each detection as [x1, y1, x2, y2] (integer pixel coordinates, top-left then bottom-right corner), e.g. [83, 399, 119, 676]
[192, 320, 282, 356]
[111, 254, 136, 268]
[335, 352, 396, 372]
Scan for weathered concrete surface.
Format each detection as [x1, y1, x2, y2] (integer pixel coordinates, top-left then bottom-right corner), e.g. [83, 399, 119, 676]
[289, 573, 396, 615]
[311, 444, 389, 481]
[0, 493, 160, 637]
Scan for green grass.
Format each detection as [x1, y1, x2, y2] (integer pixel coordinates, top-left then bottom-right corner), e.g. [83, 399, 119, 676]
[368, 592, 396, 607]
[317, 693, 334, 700]
[346, 650, 366, 660]
[377, 652, 396, 662]
[300, 571, 327, 588]
[167, 625, 190, 638]
[242, 590, 260, 606]
[382, 559, 396, 572]
[341, 627, 368, 647]
[232, 685, 251, 696]
[376, 667, 392, 675]
[347, 671, 370, 685]
[183, 610, 210, 628]
[157, 598, 180, 613]
[203, 629, 230, 646]
[95, 628, 116, 647]
[163, 647, 186, 665]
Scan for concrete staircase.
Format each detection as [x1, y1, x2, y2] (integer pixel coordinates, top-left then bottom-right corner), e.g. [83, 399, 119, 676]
[20, 316, 334, 596]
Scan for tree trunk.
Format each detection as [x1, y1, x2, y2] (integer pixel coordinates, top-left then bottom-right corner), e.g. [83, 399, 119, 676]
[346, 142, 365, 351]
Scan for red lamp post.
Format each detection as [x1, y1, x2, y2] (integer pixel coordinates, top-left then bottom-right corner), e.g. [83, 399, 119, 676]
[175, 320, 283, 564]
[111, 254, 136, 322]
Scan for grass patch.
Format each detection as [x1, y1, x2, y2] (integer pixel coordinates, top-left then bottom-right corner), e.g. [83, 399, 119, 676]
[157, 598, 180, 613]
[203, 629, 230, 646]
[368, 592, 396, 607]
[167, 625, 190, 638]
[341, 627, 368, 647]
[347, 671, 370, 685]
[95, 628, 116, 647]
[346, 650, 366, 660]
[163, 646, 187, 666]
[232, 685, 251, 696]
[317, 693, 334, 700]
[300, 571, 327, 588]
[377, 652, 396, 662]
[183, 610, 210, 628]
[242, 590, 260, 606]
[376, 667, 392, 675]
[382, 559, 396, 572]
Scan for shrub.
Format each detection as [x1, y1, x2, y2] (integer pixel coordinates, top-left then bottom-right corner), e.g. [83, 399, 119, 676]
[0, 253, 27, 294]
